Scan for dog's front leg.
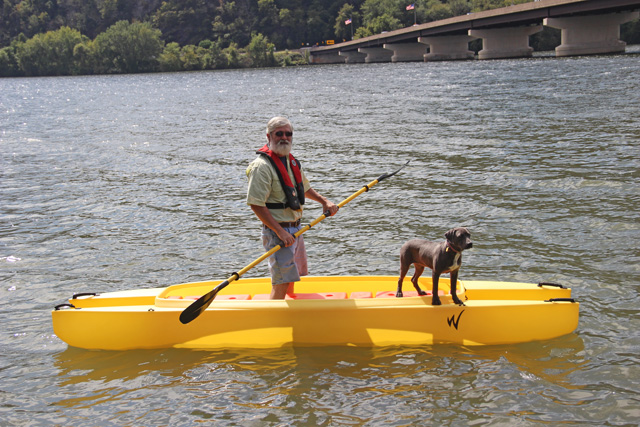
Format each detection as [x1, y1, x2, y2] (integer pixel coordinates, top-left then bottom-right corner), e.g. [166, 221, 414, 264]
[431, 273, 441, 305]
[450, 270, 465, 306]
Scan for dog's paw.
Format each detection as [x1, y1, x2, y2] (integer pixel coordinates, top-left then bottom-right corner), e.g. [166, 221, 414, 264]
[417, 290, 428, 296]
[431, 297, 441, 306]
[395, 291, 404, 298]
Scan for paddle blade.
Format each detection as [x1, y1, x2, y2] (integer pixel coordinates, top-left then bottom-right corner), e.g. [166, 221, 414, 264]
[376, 160, 410, 182]
[179, 282, 226, 324]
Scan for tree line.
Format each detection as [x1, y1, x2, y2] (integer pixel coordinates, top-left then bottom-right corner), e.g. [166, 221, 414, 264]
[1, 0, 638, 77]
[0, 21, 304, 76]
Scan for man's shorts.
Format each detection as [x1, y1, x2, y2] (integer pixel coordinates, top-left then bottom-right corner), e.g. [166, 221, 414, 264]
[261, 225, 308, 286]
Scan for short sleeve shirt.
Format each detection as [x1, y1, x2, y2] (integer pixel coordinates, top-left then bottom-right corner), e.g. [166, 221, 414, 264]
[246, 154, 312, 223]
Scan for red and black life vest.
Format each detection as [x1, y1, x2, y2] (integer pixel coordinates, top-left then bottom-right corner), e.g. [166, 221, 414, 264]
[257, 144, 305, 210]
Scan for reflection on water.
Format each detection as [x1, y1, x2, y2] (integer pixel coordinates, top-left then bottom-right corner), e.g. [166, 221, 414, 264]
[50, 335, 588, 424]
[53, 347, 300, 385]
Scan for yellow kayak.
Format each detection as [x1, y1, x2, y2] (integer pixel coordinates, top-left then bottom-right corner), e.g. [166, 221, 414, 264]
[52, 276, 578, 350]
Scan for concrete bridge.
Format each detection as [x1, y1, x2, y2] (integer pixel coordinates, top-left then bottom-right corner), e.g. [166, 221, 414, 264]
[309, 0, 640, 64]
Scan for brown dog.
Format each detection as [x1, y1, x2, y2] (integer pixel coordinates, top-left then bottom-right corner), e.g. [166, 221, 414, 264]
[396, 227, 472, 305]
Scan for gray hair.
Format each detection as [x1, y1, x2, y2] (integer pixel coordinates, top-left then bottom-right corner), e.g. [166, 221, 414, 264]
[266, 116, 293, 134]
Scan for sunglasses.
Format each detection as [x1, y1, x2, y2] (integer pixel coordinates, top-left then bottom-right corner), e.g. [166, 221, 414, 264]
[274, 131, 293, 137]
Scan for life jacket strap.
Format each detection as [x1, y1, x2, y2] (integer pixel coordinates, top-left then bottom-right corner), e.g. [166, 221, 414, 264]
[266, 202, 287, 209]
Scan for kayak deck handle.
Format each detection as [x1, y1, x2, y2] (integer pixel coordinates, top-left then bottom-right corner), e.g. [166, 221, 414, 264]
[72, 292, 100, 299]
[538, 282, 565, 289]
[545, 298, 576, 303]
[54, 303, 77, 310]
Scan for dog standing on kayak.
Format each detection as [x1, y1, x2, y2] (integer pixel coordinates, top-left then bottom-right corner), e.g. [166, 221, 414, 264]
[396, 227, 472, 305]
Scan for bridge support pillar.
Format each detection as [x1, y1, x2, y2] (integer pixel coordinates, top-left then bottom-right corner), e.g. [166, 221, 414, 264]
[544, 11, 639, 57]
[383, 43, 427, 62]
[358, 47, 393, 63]
[309, 52, 345, 64]
[339, 50, 367, 64]
[469, 25, 542, 60]
[418, 35, 477, 61]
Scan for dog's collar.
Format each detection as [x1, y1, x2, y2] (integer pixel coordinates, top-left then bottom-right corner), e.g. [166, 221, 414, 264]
[446, 241, 461, 253]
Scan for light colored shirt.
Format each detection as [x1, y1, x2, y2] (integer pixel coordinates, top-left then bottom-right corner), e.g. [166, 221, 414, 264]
[246, 154, 311, 223]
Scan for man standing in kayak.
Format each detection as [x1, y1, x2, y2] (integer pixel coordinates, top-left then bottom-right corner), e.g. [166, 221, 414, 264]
[246, 117, 339, 299]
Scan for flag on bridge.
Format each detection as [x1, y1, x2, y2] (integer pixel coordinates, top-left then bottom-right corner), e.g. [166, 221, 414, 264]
[345, 18, 352, 25]
[406, 4, 415, 10]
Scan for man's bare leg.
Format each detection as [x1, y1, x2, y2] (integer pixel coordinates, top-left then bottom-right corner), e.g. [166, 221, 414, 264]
[271, 282, 294, 299]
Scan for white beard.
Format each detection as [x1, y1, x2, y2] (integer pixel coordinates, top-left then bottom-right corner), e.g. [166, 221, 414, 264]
[270, 140, 292, 156]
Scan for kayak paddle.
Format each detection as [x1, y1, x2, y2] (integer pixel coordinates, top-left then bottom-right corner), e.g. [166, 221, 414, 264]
[179, 160, 410, 324]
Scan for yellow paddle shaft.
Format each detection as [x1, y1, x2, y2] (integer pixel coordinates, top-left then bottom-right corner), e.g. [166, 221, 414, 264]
[230, 177, 382, 282]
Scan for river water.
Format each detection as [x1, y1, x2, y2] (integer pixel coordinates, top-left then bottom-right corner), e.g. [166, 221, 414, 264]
[1, 50, 639, 425]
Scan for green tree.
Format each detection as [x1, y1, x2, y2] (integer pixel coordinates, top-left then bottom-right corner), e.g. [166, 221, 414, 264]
[0, 44, 21, 76]
[304, 3, 335, 46]
[1, 0, 52, 44]
[470, 0, 510, 12]
[335, 4, 359, 41]
[93, 20, 163, 73]
[211, 1, 256, 49]
[423, 0, 452, 22]
[358, 0, 404, 35]
[369, 14, 402, 34]
[16, 26, 84, 76]
[98, 0, 119, 21]
[180, 44, 202, 70]
[152, 0, 217, 46]
[448, 0, 471, 17]
[72, 39, 96, 74]
[280, 7, 308, 47]
[257, 0, 279, 31]
[199, 38, 228, 69]
[255, 0, 297, 49]
[158, 41, 182, 71]
[354, 26, 373, 39]
[224, 42, 240, 68]
[247, 32, 275, 68]
[361, 0, 403, 24]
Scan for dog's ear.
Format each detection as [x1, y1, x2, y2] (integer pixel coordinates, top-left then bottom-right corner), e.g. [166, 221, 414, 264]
[444, 229, 454, 241]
